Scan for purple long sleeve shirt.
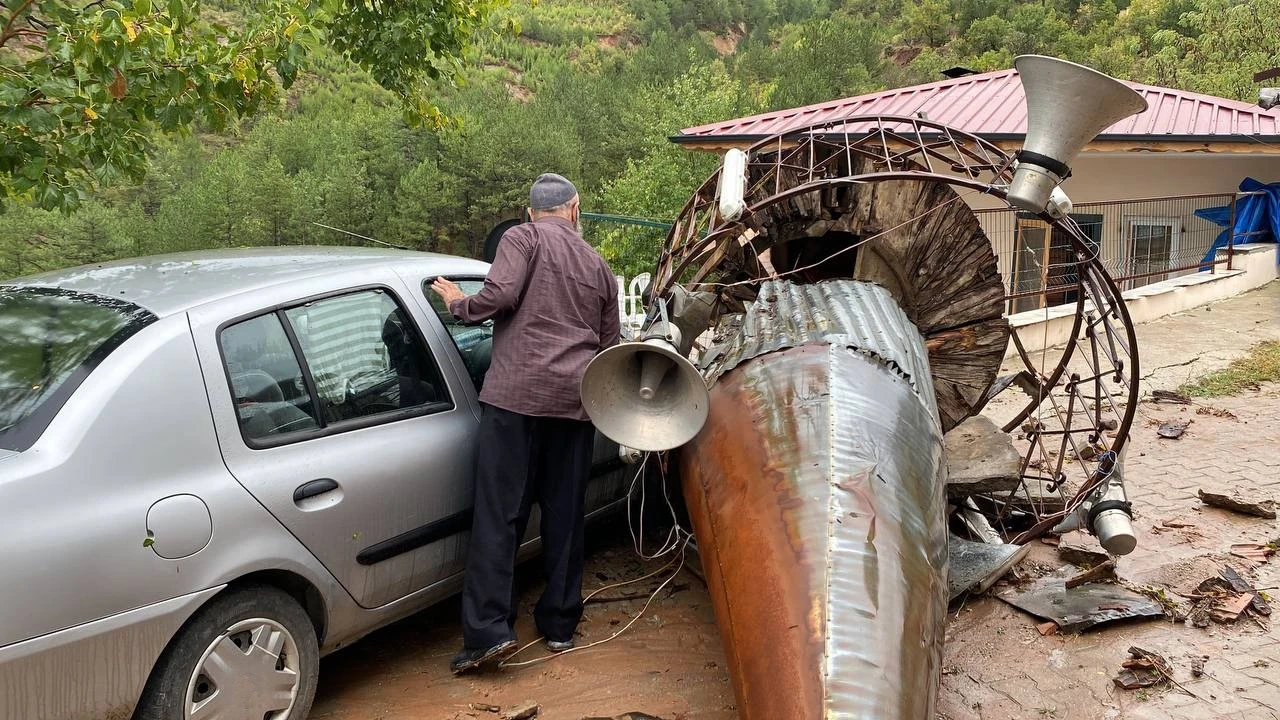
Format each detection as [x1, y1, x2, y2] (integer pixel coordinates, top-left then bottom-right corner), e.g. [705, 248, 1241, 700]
[448, 216, 621, 420]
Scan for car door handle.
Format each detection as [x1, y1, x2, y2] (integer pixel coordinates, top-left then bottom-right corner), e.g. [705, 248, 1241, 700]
[294, 478, 339, 503]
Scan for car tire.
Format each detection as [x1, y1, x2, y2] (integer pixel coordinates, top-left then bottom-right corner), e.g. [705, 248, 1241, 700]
[133, 585, 319, 720]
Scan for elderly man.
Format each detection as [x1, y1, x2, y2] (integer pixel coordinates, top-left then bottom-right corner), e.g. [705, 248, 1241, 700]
[431, 173, 621, 674]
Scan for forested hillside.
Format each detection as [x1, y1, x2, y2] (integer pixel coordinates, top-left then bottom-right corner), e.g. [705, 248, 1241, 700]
[2, 0, 1277, 279]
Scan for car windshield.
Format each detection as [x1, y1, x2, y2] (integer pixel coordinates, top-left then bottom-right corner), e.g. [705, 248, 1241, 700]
[0, 287, 155, 451]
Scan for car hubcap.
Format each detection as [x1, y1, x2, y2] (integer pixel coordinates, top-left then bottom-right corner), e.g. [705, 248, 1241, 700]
[186, 618, 301, 720]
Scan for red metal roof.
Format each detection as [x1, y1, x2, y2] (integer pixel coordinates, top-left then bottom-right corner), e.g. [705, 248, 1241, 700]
[676, 68, 1280, 144]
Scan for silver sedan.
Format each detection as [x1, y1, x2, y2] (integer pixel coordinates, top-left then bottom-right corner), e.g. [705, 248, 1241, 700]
[0, 248, 630, 720]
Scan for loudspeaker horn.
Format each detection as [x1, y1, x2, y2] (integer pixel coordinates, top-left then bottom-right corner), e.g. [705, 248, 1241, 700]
[580, 333, 709, 452]
[1008, 55, 1148, 215]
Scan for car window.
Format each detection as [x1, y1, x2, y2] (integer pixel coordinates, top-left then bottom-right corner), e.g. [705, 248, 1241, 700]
[285, 289, 449, 425]
[0, 287, 155, 452]
[221, 313, 320, 440]
[423, 279, 492, 393]
[219, 288, 451, 445]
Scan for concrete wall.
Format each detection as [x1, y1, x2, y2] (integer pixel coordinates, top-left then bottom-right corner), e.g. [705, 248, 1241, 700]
[1003, 243, 1280, 358]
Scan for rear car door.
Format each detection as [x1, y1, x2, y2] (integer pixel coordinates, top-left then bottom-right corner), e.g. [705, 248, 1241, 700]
[191, 274, 478, 608]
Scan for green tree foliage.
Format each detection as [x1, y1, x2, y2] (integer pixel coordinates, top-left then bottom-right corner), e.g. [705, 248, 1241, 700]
[594, 59, 766, 276]
[0, 0, 499, 212]
[2, 0, 1278, 284]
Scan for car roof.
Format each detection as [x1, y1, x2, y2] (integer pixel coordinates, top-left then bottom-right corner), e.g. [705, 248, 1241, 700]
[4, 247, 491, 317]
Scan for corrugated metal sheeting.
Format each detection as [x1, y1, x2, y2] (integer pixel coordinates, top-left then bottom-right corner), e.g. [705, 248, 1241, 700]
[681, 277, 947, 717]
[678, 68, 1280, 142]
[700, 279, 938, 416]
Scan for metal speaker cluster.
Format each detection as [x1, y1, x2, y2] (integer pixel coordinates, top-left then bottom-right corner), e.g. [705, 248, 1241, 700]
[1009, 55, 1148, 215]
[580, 324, 709, 453]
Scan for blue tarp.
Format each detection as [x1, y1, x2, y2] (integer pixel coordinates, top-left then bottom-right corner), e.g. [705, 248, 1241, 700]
[1196, 178, 1280, 267]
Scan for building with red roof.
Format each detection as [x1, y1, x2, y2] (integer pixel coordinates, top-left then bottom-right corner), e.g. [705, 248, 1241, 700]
[673, 68, 1280, 311]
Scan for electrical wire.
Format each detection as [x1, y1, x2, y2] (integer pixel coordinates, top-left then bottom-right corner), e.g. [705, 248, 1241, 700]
[499, 453, 694, 668]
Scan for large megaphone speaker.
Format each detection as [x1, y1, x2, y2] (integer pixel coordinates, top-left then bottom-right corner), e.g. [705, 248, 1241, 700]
[1008, 56, 1148, 215]
[580, 327, 709, 453]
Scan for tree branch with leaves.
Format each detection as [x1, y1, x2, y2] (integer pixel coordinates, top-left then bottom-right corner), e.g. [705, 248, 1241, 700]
[0, 0, 501, 212]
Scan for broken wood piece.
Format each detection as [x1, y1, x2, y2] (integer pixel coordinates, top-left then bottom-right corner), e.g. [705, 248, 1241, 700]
[1198, 490, 1277, 519]
[470, 704, 501, 713]
[1066, 560, 1117, 589]
[1151, 390, 1192, 404]
[1186, 599, 1213, 628]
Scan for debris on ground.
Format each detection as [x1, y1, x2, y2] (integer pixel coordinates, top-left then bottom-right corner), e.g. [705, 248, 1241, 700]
[943, 416, 1023, 498]
[1114, 647, 1195, 696]
[1185, 566, 1272, 624]
[947, 535, 1032, 601]
[1190, 656, 1206, 677]
[1229, 542, 1275, 563]
[1195, 406, 1238, 419]
[1157, 420, 1191, 439]
[1197, 489, 1278, 519]
[1209, 592, 1255, 623]
[1066, 560, 1117, 589]
[1057, 535, 1110, 568]
[1151, 390, 1193, 404]
[1036, 620, 1059, 636]
[581, 714, 667, 720]
[502, 702, 540, 720]
[1113, 647, 1170, 689]
[995, 573, 1165, 632]
[1217, 566, 1272, 616]
[470, 703, 502, 713]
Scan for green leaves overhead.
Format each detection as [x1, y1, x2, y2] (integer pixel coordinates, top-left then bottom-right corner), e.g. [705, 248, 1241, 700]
[0, 0, 498, 212]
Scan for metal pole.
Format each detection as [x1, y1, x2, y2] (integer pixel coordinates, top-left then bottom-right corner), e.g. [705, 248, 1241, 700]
[1227, 193, 1237, 271]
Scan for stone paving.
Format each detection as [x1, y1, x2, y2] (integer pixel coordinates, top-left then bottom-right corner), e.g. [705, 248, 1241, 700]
[310, 282, 1280, 720]
[938, 281, 1280, 720]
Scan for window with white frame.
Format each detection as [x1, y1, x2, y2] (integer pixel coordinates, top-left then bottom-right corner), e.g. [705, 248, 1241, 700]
[1125, 216, 1180, 282]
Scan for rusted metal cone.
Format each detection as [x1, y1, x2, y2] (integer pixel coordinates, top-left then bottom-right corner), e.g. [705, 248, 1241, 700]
[680, 281, 948, 719]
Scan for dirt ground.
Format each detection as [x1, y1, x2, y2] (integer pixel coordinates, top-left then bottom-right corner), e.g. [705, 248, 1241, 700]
[309, 281, 1280, 720]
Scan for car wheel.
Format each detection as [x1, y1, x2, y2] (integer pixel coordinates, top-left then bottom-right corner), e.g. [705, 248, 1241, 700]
[134, 586, 319, 720]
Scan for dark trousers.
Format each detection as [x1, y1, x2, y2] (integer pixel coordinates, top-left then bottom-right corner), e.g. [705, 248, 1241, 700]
[461, 403, 595, 649]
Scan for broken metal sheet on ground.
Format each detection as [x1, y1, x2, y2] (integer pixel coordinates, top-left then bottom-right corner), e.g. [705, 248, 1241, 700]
[994, 575, 1165, 632]
[947, 535, 1031, 601]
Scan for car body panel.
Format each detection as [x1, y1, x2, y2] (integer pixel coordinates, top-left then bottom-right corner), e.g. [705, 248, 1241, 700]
[0, 248, 633, 720]
[7, 247, 490, 320]
[187, 269, 479, 609]
[0, 587, 222, 720]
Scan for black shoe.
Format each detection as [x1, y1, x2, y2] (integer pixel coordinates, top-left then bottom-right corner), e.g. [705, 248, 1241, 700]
[545, 638, 575, 653]
[449, 639, 518, 674]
